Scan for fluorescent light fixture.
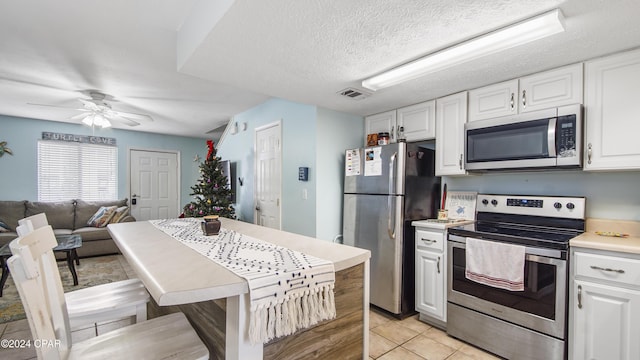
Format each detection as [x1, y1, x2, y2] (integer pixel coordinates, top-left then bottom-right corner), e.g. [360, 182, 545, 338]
[362, 9, 565, 91]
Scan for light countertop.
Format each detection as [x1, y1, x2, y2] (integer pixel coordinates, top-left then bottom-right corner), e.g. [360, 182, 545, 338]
[412, 219, 475, 230]
[108, 218, 370, 306]
[570, 218, 640, 255]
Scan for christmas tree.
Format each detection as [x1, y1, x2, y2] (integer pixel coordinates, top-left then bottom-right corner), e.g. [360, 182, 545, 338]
[183, 140, 236, 218]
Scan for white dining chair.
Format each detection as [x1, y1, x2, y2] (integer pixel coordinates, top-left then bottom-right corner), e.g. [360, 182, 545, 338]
[18, 212, 49, 231]
[17, 214, 150, 337]
[7, 226, 209, 360]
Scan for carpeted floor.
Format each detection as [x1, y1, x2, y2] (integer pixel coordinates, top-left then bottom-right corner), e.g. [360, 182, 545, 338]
[0, 255, 130, 324]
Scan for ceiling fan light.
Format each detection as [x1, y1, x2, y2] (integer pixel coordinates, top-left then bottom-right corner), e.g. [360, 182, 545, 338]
[93, 114, 106, 126]
[81, 114, 94, 126]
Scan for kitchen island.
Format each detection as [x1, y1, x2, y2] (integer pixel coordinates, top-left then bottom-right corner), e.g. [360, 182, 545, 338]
[108, 218, 370, 360]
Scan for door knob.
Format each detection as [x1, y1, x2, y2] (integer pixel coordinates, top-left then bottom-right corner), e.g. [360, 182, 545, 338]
[255, 205, 261, 211]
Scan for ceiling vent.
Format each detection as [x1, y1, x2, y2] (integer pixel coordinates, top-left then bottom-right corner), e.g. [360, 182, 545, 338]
[337, 87, 372, 100]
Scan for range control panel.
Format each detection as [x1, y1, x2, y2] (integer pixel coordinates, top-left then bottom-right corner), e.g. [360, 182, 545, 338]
[478, 194, 586, 219]
[506, 198, 544, 208]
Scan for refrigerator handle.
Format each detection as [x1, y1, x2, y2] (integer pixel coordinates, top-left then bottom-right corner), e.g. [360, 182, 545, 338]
[387, 151, 397, 239]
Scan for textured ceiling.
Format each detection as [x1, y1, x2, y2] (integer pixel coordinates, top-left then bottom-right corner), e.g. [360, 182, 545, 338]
[1, 0, 640, 139]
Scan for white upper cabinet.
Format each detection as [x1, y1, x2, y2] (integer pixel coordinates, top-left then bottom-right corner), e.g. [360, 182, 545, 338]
[364, 110, 396, 146]
[436, 92, 468, 176]
[468, 79, 519, 121]
[397, 100, 436, 142]
[584, 48, 640, 171]
[520, 63, 583, 113]
[364, 101, 437, 146]
[468, 63, 583, 122]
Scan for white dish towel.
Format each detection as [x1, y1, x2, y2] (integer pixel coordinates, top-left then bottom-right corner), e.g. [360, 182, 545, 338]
[465, 237, 525, 291]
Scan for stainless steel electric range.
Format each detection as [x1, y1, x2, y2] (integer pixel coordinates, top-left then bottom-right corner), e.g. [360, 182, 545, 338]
[446, 194, 586, 360]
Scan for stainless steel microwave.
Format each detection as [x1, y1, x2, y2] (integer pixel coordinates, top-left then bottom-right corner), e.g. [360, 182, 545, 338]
[465, 104, 583, 171]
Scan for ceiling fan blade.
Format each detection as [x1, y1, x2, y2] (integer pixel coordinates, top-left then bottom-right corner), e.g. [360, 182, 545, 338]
[112, 110, 153, 122]
[78, 98, 102, 111]
[106, 114, 141, 127]
[69, 111, 92, 120]
[27, 102, 85, 111]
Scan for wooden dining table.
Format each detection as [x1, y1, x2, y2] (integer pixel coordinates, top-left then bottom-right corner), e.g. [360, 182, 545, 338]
[108, 218, 370, 360]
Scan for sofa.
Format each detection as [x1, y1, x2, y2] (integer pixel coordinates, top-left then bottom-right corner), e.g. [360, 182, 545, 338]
[0, 199, 135, 257]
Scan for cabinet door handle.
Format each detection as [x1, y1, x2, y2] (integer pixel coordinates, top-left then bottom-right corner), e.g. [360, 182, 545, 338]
[390, 126, 395, 141]
[590, 265, 625, 274]
[459, 154, 463, 169]
[577, 285, 582, 309]
[437, 256, 440, 274]
[421, 238, 437, 244]
[510, 93, 515, 111]
[522, 90, 527, 109]
[587, 143, 593, 165]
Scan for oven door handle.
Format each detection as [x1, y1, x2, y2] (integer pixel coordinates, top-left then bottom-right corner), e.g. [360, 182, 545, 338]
[448, 234, 566, 260]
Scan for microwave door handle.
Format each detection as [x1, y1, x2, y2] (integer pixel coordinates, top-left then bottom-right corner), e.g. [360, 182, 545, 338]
[548, 117, 557, 157]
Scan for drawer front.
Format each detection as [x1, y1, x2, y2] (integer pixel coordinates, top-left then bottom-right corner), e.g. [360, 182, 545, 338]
[415, 229, 444, 251]
[574, 251, 640, 287]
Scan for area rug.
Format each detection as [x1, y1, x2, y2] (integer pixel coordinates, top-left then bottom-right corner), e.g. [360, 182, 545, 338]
[0, 255, 130, 324]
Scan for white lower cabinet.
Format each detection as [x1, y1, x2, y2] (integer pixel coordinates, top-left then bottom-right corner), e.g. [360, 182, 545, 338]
[415, 248, 444, 321]
[570, 248, 640, 360]
[413, 224, 447, 327]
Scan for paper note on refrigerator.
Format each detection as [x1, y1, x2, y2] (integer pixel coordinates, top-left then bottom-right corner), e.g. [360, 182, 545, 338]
[345, 149, 361, 176]
[364, 147, 382, 176]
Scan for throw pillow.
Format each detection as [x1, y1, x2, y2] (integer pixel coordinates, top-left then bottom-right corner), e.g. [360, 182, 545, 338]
[110, 206, 130, 224]
[0, 221, 10, 233]
[87, 206, 117, 228]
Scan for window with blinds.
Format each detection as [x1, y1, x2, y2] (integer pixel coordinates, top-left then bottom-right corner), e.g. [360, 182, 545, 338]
[38, 141, 118, 201]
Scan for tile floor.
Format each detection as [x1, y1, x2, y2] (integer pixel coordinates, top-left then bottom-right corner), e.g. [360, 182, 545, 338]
[368, 308, 500, 360]
[1, 255, 500, 359]
[1, 309, 501, 360]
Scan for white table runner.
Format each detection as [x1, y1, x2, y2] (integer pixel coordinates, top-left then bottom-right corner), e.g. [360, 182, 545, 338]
[150, 218, 336, 344]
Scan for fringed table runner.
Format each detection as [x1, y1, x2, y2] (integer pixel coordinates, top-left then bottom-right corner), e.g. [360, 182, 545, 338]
[150, 218, 336, 344]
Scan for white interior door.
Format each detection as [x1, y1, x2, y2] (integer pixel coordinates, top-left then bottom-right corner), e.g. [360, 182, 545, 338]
[129, 149, 179, 221]
[254, 122, 282, 229]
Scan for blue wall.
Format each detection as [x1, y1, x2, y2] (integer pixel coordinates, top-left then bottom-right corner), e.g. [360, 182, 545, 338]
[444, 170, 640, 221]
[217, 98, 364, 240]
[316, 107, 364, 241]
[0, 115, 205, 209]
[217, 98, 317, 236]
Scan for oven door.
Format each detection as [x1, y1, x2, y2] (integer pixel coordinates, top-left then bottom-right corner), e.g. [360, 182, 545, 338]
[447, 234, 567, 339]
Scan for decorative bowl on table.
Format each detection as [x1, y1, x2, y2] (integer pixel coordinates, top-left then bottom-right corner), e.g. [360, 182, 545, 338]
[201, 215, 221, 236]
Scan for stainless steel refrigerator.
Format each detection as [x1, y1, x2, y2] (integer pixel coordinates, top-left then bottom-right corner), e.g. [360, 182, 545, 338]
[342, 141, 440, 317]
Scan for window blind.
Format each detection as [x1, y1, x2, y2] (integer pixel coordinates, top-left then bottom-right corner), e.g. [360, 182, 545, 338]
[38, 141, 118, 201]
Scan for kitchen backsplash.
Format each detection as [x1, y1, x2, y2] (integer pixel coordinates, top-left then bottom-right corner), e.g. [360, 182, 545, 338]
[443, 170, 640, 221]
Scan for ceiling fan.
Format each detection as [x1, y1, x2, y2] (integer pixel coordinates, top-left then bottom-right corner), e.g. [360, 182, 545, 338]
[29, 91, 153, 128]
